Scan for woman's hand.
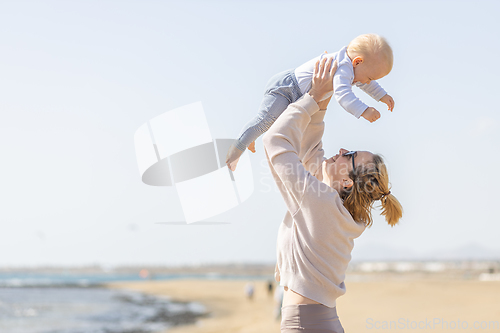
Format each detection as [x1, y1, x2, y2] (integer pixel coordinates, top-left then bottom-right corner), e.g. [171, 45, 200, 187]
[309, 57, 337, 106]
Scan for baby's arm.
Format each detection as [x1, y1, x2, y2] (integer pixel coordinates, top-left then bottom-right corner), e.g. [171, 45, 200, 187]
[355, 81, 387, 101]
[355, 81, 394, 111]
[333, 66, 372, 119]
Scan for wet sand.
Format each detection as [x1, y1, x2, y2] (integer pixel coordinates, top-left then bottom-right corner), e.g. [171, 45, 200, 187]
[107, 278, 500, 332]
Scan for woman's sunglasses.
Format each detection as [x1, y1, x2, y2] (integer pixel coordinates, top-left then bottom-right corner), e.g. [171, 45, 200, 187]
[342, 151, 357, 173]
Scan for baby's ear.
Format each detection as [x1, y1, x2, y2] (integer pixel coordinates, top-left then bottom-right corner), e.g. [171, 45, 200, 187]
[352, 56, 363, 67]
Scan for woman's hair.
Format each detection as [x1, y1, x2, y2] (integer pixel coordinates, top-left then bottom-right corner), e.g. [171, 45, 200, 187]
[347, 33, 393, 73]
[339, 154, 403, 227]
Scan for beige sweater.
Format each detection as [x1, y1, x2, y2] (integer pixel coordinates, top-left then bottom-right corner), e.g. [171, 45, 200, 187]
[262, 93, 366, 308]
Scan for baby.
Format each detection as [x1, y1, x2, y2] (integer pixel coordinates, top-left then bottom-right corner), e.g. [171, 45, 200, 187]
[226, 33, 395, 171]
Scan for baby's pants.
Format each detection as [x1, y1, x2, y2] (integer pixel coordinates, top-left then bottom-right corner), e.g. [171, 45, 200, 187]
[234, 69, 303, 152]
[281, 304, 345, 333]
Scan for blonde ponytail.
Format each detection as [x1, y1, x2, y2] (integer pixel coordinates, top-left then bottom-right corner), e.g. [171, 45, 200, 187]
[380, 192, 403, 227]
[340, 154, 403, 227]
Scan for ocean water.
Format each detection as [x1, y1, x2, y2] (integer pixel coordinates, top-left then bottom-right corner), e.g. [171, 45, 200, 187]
[0, 272, 268, 288]
[0, 287, 206, 333]
[0, 272, 268, 333]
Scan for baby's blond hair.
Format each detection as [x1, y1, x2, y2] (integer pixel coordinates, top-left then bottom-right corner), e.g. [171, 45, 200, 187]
[347, 33, 393, 73]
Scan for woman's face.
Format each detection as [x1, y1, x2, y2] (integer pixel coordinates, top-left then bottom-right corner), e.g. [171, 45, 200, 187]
[322, 148, 374, 192]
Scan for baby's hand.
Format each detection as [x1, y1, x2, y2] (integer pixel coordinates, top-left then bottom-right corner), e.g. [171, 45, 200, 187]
[380, 94, 395, 112]
[361, 107, 381, 123]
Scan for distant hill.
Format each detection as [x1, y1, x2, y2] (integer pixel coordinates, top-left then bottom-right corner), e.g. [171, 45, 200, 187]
[352, 241, 500, 262]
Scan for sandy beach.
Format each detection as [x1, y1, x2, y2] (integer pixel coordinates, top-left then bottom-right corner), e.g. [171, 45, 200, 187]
[107, 277, 500, 333]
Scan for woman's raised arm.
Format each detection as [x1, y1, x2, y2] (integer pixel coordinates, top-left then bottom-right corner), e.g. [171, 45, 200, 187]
[298, 60, 337, 179]
[262, 58, 336, 215]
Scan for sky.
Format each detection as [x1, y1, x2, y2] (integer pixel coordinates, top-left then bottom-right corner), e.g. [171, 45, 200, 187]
[1, 0, 499, 267]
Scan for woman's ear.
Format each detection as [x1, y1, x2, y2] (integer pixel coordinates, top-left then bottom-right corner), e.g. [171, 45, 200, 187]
[343, 178, 354, 189]
[352, 56, 363, 67]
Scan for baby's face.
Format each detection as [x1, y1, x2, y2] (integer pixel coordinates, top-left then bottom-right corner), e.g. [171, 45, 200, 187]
[352, 56, 390, 85]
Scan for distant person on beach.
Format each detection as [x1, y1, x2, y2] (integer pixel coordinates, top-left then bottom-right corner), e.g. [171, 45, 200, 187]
[226, 33, 395, 171]
[267, 280, 274, 297]
[245, 282, 254, 301]
[263, 57, 403, 332]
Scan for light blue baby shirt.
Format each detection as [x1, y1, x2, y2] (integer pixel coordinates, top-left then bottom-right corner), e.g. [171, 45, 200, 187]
[294, 46, 388, 118]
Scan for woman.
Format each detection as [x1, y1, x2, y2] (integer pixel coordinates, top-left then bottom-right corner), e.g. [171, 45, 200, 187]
[262, 57, 403, 332]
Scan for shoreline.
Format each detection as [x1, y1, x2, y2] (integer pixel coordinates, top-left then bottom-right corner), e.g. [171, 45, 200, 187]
[106, 278, 281, 333]
[106, 277, 500, 333]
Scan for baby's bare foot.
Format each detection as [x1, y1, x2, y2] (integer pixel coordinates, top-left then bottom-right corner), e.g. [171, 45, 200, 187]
[248, 141, 256, 153]
[226, 143, 244, 171]
[228, 158, 239, 171]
